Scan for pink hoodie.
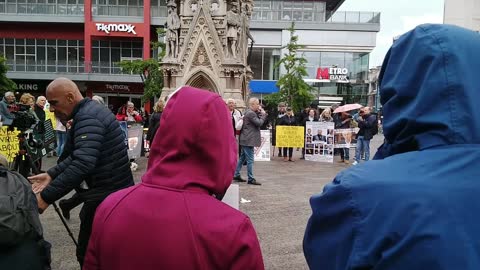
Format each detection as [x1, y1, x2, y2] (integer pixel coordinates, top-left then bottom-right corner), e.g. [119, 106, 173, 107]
[83, 87, 264, 270]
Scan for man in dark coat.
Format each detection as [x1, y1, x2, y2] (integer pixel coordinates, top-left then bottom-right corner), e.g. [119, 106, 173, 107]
[28, 77, 134, 268]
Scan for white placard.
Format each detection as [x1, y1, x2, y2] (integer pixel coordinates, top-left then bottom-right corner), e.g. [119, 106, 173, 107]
[254, 130, 271, 161]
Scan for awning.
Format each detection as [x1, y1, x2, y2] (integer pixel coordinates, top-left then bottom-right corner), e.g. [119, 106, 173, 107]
[249, 80, 279, 94]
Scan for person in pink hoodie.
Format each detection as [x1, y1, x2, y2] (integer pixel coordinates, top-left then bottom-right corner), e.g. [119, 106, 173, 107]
[83, 86, 265, 270]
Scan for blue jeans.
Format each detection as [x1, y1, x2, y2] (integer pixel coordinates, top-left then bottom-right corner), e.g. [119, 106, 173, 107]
[343, 148, 350, 160]
[234, 146, 255, 181]
[355, 136, 371, 162]
[56, 131, 67, 156]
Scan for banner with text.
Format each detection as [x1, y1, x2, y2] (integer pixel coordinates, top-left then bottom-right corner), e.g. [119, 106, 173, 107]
[254, 130, 271, 161]
[0, 128, 20, 163]
[334, 128, 359, 148]
[305, 122, 335, 163]
[275, 126, 305, 148]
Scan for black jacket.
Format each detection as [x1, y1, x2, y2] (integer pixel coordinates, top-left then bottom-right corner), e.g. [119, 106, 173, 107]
[278, 115, 297, 126]
[42, 99, 134, 204]
[357, 114, 377, 140]
[33, 104, 45, 123]
[146, 111, 162, 142]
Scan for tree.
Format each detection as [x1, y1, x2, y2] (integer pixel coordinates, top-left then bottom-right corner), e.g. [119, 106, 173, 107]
[0, 56, 16, 96]
[265, 22, 313, 113]
[119, 28, 166, 102]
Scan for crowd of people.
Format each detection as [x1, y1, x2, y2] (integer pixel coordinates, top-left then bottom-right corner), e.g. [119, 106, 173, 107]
[1, 24, 479, 270]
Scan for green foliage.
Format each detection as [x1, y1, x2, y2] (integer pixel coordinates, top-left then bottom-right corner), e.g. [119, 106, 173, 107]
[0, 56, 16, 96]
[272, 22, 314, 112]
[119, 28, 166, 102]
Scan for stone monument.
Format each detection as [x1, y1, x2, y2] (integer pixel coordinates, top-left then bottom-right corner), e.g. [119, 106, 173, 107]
[161, 0, 255, 108]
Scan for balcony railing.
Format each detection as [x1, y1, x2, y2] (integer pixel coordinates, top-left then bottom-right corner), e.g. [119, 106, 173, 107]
[6, 60, 130, 75]
[0, 3, 84, 15]
[251, 10, 380, 24]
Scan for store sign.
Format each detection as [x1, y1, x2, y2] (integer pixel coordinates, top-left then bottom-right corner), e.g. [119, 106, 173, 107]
[316, 67, 349, 82]
[17, 83, 39, 91]
[96, 23, 137, 35]
[106, 84, 130, 91]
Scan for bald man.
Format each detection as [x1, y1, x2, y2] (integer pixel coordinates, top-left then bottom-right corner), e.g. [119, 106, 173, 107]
[28, 77, 134, 267]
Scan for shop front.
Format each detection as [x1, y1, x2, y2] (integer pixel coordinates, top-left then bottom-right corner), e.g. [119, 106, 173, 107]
[87, 82, 148, 114]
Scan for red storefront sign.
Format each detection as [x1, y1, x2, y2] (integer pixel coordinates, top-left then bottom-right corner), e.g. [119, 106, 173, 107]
[87, 82, 144, 94]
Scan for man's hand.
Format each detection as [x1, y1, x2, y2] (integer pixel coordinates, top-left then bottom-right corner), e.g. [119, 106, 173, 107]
[36, 193, 49, 214]
[28, 173, 52, 194]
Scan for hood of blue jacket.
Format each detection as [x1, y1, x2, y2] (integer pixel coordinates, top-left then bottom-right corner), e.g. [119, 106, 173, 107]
[375, 24, 480, 159]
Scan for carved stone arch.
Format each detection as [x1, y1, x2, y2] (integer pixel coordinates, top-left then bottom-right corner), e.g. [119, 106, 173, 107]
[184, 68, 220, 94]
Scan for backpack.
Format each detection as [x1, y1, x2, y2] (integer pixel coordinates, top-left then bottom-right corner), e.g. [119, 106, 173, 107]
[0, 166, 43, 247]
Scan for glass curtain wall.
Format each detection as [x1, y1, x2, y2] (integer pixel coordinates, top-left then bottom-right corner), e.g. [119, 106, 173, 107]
[301, 51, 370, 105]
[0, 38, 84, 73]
[92, 0, 143, 16]
[91, 39, 143, 73]
[0, 0, 84, 15]
[252, 0, 325, 22]
[250, 47, 281, 80]
[150, 0, 166, 17]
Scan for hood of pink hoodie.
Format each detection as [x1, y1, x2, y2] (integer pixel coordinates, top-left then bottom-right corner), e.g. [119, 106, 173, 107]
[142, 86, 237, 196]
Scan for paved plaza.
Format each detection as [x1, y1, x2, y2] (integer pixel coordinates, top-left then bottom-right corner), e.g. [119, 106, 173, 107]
[40, 135, 384, 269]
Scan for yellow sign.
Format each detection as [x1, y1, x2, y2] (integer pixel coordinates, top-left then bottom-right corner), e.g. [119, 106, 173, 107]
[0, 127, 20, 162]
[276, 126, 305, 148]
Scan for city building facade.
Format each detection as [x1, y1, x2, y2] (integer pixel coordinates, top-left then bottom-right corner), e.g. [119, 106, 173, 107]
[444, 0, 480, 32]
[1, 0, 380, 112]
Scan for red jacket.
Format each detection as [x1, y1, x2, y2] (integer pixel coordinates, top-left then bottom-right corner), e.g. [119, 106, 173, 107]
[115, 105, 143, 122]
[84, 87, 264, 270]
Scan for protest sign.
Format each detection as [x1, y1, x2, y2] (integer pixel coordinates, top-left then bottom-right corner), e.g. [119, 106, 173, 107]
[305, 122, 335, 163]
[254, 130, 271, 161]
[127, 123, 143, 159]
[0, 127, 20, 162]
[275, 126, 305, 148]
[334, 128, 359, 148]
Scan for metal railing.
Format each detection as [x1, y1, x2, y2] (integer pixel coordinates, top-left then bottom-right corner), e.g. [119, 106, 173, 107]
[6, 61, 129, 75]
[92, 5, 143, 16]
[251, 10, 380, 24]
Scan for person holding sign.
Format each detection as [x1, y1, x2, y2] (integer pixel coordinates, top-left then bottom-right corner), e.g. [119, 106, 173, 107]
[233, 98, 266, 185]
[278, 108, 298, 162]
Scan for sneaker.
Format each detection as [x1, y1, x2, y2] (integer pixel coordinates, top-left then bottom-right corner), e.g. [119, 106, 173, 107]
[352, 161, 358, 165]
[337, 159, 345, 163]
[233, 175, 246, 182]
[288, 159, 294, 162]
[344, 160, 350, 164]
[248, 179, 262, 185]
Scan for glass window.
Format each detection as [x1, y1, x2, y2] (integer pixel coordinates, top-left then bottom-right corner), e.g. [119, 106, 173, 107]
[37, 45, 46, 63]
[47, 45, 56, 65]
[250, 48, 263, 79]
[26, 46, 35, 54]
[16, 45, 25, 54]
[132, 48, 142, 58]
[58, 40, 66, 46]
[321, 52, 345, 67]
[57, 46, 67, 63]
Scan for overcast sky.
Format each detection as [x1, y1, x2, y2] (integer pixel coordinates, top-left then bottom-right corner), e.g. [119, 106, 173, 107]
[338, 0, 445, 67]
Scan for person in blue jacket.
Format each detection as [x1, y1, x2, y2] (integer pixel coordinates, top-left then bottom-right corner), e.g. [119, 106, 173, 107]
[303, 24, 480, 270]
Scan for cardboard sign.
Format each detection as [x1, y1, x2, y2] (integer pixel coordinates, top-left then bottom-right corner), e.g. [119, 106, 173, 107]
[275, 126, 305, 148]
[254, 130, 271, 161]
[0, 127, 20, 162]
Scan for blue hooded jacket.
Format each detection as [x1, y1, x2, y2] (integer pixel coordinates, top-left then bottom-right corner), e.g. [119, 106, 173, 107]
[303, 24, 480, 270]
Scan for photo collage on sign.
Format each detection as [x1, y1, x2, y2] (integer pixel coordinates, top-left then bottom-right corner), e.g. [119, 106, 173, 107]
[305, 122, 335, 163]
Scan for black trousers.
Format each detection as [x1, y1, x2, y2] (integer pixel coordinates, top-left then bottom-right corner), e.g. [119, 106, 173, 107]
[77, 201, 101, 268]
[283, 147, 293, 158]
